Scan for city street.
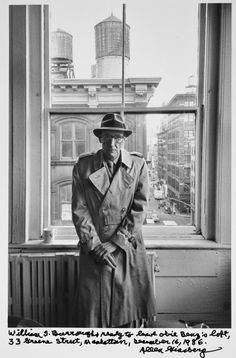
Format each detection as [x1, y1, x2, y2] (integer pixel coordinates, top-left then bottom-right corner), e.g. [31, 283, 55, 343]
[147, 192, 192, 226]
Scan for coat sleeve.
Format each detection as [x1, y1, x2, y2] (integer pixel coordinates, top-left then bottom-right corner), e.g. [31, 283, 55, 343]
[72, 163, 101, 253]
[110, 158, 149, 250]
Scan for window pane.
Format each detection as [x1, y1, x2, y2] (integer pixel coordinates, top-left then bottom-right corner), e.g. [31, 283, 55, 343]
[61, 203, 72, 221]
[62, 141, 72, 157]
[75, 141, 85, 157]
[50, 2, 198, 106]
[75, 123, 85, 140]
[66, 184, 72, 200]
[51, 112, 196, 228]
[49, 1, 198, 229]
[60, 184, 72, 202]
[60, 186, 66, 201]
[149, 113, 195, 226]
[61, 124, 72, 139]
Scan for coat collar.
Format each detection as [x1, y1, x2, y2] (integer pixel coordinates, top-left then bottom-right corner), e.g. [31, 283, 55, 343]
[93, 148, 132, 171]
[93, 149, 104, 171]
[120, 149, 132, 168]
[88, 167, 110, 195]
[89, 149, 133, 196]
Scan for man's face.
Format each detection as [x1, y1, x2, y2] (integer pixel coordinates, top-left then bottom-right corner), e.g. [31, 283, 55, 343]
[100, 130, 126, 161]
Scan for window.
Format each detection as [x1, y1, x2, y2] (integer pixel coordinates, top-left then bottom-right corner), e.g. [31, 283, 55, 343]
[60, 122, 86, 159]
[184, 115, 195, 122]
[184, 130, 194, 138]
[184, 154, 191, 163]
[49, 0, 200, 231]
[50, 113, 197, 228]
[9, 3, 231, 245]
[51, 180, 73, 223]
[52, 182, 72, 224]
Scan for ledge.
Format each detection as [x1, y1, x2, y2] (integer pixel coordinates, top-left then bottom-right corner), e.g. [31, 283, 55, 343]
[144, 238, 231, 250]
[8, 225, 231, 252]
[8, 237, 231, 254]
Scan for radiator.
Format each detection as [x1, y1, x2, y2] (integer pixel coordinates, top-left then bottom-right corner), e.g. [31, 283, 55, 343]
[9, 252, 156, 327]
[9, 253, 80, 326]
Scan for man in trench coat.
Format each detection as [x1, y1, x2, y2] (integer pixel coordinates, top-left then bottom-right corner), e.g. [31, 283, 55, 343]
[72, 113, 157, 327]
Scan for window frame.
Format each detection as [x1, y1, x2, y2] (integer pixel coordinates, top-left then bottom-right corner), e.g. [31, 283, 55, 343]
[9, 4, 231, 247]
[46, 106, 199, 236]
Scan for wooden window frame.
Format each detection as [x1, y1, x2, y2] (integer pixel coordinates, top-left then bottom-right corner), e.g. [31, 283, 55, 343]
[9, 4, 231, 247]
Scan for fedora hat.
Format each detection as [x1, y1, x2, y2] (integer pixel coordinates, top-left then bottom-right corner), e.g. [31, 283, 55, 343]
[93, 113, 132, 138]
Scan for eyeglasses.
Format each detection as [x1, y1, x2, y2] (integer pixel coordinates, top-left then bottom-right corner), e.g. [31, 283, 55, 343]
[101, 134, 125, 143]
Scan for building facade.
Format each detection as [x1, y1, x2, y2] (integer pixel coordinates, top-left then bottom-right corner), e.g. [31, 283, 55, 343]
[157, 92, 196, 215]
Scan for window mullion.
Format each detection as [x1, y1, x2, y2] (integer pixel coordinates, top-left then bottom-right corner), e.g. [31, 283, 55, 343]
[215, 4, 231, 244]
[47, 106, 198, 116]
[72, 122, 76, 159]
[10, 6, 27, 244]
[194, 4, 206, 235]
[201, 4, 221, 240]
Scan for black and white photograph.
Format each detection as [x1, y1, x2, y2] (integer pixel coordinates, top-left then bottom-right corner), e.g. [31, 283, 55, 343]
[1, 0, 235, 356]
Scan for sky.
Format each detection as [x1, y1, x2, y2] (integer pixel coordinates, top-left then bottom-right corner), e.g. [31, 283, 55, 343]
[50, 0, 199, 107]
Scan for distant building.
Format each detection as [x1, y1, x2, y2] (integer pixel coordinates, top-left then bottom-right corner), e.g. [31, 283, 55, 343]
[157, 88, 196, 214]
[50, 14, 161, 225]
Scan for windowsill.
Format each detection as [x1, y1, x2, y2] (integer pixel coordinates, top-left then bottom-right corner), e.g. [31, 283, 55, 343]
[8, 239, 231, 251]
[8, 225, 231, 252]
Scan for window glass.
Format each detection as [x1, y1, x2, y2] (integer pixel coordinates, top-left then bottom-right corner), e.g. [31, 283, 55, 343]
[60, 184, 71, 201]
[49, 1, 198, 229]
[60, 185, 67, 201]
[61, 204, 72, 221]
[62, 123, 72, 139]
[50, 113, 196, 227]
[51, 183, 72, 225]
[75, 122, 85, 140]
[146, 114, 195, 226]
[75, 141, 85, 157]
[57, 121, 86, 159]
[60, 184, 72, 222]
[62, 141, 72, 157]
[50, 1, 198, 106]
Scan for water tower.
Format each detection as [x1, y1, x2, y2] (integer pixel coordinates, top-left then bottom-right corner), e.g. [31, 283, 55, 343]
[51, 28, 75, 79]
[93, 13, 130, 78]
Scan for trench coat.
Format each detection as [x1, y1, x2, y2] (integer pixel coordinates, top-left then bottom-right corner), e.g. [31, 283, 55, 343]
[71, 148, 157, 327]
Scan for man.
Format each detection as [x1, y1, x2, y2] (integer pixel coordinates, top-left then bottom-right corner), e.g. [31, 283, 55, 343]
[72, 113, 157, 328]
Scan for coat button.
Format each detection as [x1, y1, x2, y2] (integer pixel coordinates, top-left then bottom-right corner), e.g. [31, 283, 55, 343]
[121, 208, 126, 213]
